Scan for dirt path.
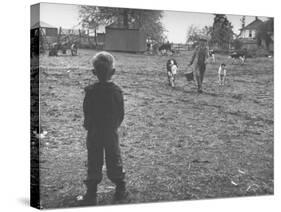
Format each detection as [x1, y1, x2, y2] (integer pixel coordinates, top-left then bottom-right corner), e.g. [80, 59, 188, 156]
[38, 50, 273, 208]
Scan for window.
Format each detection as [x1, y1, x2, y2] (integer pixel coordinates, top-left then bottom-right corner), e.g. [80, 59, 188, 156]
[252, 30, 256, 38]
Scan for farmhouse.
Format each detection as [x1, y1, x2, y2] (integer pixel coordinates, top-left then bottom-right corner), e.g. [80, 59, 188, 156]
[238, 17, 263, 50]
[104, 22, 146, 53]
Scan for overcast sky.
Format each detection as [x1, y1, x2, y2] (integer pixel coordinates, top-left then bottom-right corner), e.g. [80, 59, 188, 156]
[33, 3, 269, 43]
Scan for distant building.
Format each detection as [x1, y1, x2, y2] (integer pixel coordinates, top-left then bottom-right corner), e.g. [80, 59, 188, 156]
[238, 17, 263, 50]
[31, 21, 58, 37]
[104, 22, 146, 53]
[31, 21, 58, 51]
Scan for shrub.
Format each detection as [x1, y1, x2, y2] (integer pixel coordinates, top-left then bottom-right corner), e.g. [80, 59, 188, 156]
[232, 39, 243, 50]
[246, 48, 269, 58]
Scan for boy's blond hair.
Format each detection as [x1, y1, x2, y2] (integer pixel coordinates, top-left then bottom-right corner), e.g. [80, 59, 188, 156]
[92, 51, 115, 70]
[91, 51, 115, 82]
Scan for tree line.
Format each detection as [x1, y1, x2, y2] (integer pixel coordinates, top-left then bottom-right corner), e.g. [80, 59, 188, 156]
[186, 14, 274, 51]
[79, 7, 273, 51]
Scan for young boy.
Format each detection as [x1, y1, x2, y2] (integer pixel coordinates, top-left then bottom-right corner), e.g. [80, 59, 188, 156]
[81, 51, 127, 205]
[218, 63, 227, 85]
[166, 59, 178, 88]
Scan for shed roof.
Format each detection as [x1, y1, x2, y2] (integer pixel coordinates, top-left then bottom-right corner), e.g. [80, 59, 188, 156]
[31, 21, 57, 29]
[241, 18, 263, 30]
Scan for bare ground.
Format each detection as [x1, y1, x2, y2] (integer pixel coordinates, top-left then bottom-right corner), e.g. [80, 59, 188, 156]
[38, 49, 273, 209]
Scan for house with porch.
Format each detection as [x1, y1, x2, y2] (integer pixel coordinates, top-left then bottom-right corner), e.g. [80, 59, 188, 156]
[238, 17, 263, 50]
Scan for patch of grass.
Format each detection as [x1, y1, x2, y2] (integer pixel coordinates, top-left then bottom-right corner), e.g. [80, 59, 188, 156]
[38, 50, 273, 208]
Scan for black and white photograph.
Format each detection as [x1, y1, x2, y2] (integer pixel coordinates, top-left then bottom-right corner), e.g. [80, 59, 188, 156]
[30, 2, 274, 209]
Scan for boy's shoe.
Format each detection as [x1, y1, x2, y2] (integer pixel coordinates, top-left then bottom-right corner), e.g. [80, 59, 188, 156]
[79, 193, 97, 206]
[198, 88, 203, 93]
[114, 182, 129, 201]
[79, 182, 98, 206]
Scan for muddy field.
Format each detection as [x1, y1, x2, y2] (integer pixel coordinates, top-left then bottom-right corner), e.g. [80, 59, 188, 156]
[38, 49, 273, 208]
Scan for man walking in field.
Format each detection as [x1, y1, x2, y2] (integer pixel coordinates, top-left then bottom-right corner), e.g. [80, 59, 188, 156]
[188, 36, 209, 93]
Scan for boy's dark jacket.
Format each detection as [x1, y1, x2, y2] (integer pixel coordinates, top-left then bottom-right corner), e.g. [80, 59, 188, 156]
[83, 82, 124, 132]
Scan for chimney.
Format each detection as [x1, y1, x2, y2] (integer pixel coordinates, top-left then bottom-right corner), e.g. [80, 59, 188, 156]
[255, 16, 258, 21]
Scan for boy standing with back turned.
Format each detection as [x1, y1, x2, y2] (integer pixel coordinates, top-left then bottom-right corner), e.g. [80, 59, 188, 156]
[81, 51, 127, 206]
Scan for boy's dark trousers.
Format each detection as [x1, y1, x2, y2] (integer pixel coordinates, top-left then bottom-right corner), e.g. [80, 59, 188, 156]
[85, 129, 125, 189]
